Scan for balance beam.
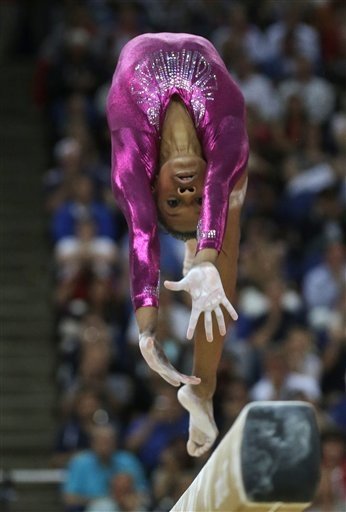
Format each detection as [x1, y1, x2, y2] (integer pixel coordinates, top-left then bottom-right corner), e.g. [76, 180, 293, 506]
[171, 401, 320, 512]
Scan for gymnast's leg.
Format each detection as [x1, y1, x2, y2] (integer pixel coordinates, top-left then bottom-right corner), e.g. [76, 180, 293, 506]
[178, 173, 247, 456]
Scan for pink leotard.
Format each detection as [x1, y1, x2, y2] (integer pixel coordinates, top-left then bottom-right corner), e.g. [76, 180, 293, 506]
[106, 33, 249, 310]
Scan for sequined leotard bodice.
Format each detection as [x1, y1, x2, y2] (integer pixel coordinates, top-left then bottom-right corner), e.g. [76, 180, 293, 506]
[106, 33, 249, 310]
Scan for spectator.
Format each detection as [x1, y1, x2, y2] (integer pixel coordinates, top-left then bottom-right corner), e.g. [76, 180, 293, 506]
[232, 52, 281, 121]
[185, 0, 226, 38]
[55, 217, 118, 280]
[57, 314, 116, 392]
[274, 93, 310, 153]
[328, 395, 346, 434]
[61, 319, 133, 420]
[247, 277, 304, 349]
[105, 3, 148, 63]
[151, 437, 193, 511]
[211, 2, 267, 68]
[250, 345, 321, 403]
[309, 186, 345, 250]
[218, 377, 250, 436]
[320, 289, 346, 401]
[279, 55, 336, 124]
[303, 238, 346, 316]
[309, 429, 346, 511]
[283, 326, 322, 380]
[264, 2, 321, 77]
[43, 137, 83, 213]
[141, 0, 189, 34]
[87, 472, 149, 512]
[51, 388, 105, 468]
[279, 149, 338, 230]
[51, 174, 115, 242]
[239, 218, 286, 287]
[124, 386, 189, 473]
[313, 0, 346, 86]
[47, 27, 102, 102]
[63, 424, 148, 512]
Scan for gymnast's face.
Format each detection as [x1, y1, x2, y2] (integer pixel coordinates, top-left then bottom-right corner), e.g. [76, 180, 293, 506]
[154, 155, 207, 233]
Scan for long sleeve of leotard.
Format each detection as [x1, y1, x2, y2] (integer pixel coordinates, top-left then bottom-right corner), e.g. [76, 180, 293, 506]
[108, 126, 160, 309]
[197, 94, 249, 252]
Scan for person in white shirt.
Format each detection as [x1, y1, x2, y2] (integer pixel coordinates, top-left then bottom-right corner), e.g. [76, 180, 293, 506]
[265, 3, 321, 70]
[303, 238, 346, 314]
[211, 2, 267, 68]
[233, 52, 281, 121]
[55, 217, 118, 280]
[279, 55, 335, 124]
[251, 345, 321, 403]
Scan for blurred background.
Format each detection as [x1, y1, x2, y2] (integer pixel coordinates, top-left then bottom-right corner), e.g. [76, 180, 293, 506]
[0, 0, 345, 511]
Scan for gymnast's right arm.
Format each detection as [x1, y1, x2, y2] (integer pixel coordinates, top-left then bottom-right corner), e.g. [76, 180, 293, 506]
[108, 126, 160, 334]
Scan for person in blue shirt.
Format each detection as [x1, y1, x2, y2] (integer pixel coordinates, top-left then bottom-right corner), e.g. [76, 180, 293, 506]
[63, 424, 148, 512]
[124, 386, 189, 473]
[52, 174, 116, 243]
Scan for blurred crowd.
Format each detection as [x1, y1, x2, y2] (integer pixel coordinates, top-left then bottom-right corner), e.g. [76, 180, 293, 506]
[17, 0, 346, 510]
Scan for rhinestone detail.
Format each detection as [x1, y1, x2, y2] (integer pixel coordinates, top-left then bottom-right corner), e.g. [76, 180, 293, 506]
[143, 285, 159, 297]
[197, 220, 217, 241]
[143, 271, 160, 298]
[130, 49, 218, 129]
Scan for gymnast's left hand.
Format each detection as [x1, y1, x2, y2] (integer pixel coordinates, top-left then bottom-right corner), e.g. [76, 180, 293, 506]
[164, 262, 238, 342]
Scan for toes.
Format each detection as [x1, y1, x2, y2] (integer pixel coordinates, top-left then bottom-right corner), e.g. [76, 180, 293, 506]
[192, 444, 206, 457]
[187, 438, 213, 457]
[187, 423, 216, 457]
[187, 439, 198, 456]
[197, 438, 214, 456]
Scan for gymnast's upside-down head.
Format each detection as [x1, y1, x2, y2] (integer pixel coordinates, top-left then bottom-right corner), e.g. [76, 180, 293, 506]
[153, 154, 207, 241]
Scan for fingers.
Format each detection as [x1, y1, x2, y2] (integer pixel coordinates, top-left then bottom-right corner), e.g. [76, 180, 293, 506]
[159, 370, 201, 387]
[164, 278, 185, 292]
[214, 306, 226, 336]
[139, 335, 153, 352]
[186, 308, 201, 340]
[204, 310, 213, 342]
[222, 298, 238, 321]
[139, 334, 201, 387]
[204, 305, 230, 342]
[187, 302, 234, 341]
[159, 373, 181, 387]
[179, 374, 201, 386]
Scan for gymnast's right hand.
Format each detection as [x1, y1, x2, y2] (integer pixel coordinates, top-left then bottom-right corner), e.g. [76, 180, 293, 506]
[139, 333, 201, 387]
[164, 262, 238, 342]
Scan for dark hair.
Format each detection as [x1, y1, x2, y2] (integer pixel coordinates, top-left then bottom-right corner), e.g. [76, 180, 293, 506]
[320, 428, 346, 445]
[157, 210, 197, 242]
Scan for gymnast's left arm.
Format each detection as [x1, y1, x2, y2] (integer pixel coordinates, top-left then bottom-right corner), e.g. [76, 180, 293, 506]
[165, 97, 249, 341]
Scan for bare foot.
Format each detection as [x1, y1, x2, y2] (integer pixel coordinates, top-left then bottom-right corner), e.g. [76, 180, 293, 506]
[178, 384, 219, 457]
[139, 336, 201, 387]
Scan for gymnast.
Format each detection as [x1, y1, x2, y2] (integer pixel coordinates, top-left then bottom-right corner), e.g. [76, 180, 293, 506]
[106, 33, 249, 457]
